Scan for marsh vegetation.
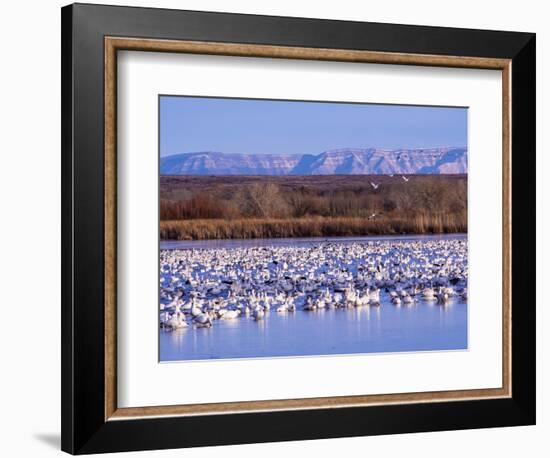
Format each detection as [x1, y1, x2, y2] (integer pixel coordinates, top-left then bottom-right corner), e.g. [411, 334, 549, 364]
[160, 175, 467, 240]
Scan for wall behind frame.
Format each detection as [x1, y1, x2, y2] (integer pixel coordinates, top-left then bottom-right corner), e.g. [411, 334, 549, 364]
[0, 1, 544, 457]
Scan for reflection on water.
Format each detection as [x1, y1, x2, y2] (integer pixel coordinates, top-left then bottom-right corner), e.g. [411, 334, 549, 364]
[159, 234, 468, 362]
[160, 300, 467, 362]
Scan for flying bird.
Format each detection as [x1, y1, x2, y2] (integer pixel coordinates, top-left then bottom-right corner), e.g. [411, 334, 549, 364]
[401, 176, 410, 182]
[370, 182, 380, 190]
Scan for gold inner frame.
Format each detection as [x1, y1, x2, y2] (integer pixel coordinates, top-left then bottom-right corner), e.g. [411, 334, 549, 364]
[104, 37, 512, 421]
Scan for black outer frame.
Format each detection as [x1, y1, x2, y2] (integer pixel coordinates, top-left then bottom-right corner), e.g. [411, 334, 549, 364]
[61, 3, 536, 454]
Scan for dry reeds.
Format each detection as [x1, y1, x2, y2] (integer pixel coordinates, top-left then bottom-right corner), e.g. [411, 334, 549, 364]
[160, 214, 467, 241]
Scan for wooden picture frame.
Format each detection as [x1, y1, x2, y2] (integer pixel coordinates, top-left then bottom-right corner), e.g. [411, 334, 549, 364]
[62, 3, 535, 454]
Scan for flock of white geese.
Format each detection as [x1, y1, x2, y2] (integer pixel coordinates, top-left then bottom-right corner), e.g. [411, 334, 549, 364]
[160, 238, 468, 330]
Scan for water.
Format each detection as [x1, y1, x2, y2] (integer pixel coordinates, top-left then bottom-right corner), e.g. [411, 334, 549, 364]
[160, 233, 467, 251]
[159, 234, 468, 362]
[160, 302, 467, 361]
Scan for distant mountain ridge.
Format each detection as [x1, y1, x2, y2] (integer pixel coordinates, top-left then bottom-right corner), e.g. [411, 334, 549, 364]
[160, 147, 467, 176]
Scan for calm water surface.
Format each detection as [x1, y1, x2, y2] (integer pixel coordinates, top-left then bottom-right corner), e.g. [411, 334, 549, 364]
[159, 234, 467, 362]
[160, 303, 467, 361]
[160, 233, 467, 250]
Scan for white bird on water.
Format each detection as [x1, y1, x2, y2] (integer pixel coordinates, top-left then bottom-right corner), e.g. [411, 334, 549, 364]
[190, 298, 202, 317]
[303, 296, 317, 311]
[220, 309, 241, 320]
[160, 238, 468, 332]
[194, 312, 212, 328]
[165, 311, 188, 330]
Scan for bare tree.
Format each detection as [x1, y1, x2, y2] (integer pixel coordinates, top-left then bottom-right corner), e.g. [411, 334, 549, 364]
[240, 183, 290, 218]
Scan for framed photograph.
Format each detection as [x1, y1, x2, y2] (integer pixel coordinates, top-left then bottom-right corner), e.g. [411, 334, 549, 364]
[61, 3, 536, 454]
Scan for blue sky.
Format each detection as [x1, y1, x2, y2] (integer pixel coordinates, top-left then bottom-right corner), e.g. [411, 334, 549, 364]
[160, 96, 467, 157]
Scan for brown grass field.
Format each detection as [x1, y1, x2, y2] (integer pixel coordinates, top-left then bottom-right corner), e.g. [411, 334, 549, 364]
[160, 175, 467, 240]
